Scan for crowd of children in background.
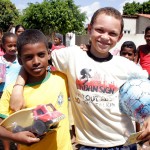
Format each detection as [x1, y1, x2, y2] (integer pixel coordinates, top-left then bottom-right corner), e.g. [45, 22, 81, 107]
[0, 7, 150, 150]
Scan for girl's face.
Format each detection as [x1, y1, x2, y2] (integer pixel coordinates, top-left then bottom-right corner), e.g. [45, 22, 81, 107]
[16, 27, 25, 36]
[88, 14, 123, 58]
[3, 37, 17, 55]
[145, 30, 150, 46]
[120, 47, 135, 61]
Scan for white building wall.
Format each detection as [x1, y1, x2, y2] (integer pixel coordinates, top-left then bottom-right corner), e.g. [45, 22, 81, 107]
[123, 18, 137, 34]
[110, 34, 145, 55]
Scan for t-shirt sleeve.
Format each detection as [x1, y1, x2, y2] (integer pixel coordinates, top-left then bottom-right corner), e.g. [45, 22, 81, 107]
[0, 85, 13, 119]
[51, 45, 79, 74]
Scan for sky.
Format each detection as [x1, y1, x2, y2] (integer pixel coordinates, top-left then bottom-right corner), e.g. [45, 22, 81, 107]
[11, 0, 149, 24]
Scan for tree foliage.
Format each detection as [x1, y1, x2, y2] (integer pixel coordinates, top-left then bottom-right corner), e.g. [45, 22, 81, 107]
[0, 0, 19, 31]
[123, 0, 150, 15]
[20, 0, 87, 35]
[142, 1, 150, 14]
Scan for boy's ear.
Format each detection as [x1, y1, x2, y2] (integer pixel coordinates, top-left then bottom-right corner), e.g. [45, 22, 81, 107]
[117, 33, 123, 42]
[17, 55, 23, 65]
[88, 24, 92, 34]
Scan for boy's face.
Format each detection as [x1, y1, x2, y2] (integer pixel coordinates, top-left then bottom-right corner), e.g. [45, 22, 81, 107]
[3, 37, 17, 55]
[120, 47, 135, 61]
[19, 42, 50, 83]
[145, 30, 150, 46]
[88, 14, 123, 58]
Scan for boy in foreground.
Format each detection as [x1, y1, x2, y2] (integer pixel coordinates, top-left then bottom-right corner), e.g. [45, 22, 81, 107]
[11, 7, 150, 149]
[0, 29, 72, 150]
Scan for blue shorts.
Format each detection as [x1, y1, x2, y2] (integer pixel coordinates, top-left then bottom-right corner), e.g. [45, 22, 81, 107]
[79, 144, 137, 150]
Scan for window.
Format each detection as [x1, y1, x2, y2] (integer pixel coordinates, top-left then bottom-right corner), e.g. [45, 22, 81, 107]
[124, 30, 131, 34]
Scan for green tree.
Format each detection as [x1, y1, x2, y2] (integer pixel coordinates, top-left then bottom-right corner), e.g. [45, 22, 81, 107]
[142, 1, 150, 14]
[123, 1, 142, 15]
[123, 0, 150, 15]
[20, 0, 87, 35]
[0, 0, 19, 31]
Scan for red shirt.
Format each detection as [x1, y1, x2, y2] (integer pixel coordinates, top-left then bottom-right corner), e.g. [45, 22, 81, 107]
[139, 49, 150, 74]
[51, 44, 65, 51]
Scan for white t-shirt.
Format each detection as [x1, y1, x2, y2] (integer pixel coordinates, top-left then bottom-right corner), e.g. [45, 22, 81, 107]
[51, 45, 148, 147]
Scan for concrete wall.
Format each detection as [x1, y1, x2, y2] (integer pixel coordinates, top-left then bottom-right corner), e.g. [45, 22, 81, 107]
[75, 34, 90, 46]
[123, 18, 137, 34]
[137, 17, 150, 34]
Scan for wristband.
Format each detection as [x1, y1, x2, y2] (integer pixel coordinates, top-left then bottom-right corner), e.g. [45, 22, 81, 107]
[13, 84, 24, 88]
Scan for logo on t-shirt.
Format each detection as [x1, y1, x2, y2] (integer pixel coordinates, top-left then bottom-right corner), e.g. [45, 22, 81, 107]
[75, 68, 119, 109]
[76, 68, 118, 94]
[57, 92, 64, 106]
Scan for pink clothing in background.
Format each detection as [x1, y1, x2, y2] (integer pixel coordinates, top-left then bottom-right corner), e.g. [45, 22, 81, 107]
[0, 47, 4, 56]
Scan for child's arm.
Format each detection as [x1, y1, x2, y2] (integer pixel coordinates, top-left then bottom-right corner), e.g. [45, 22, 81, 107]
[0, 126, 40, 144]
[10, 68, 27, 111]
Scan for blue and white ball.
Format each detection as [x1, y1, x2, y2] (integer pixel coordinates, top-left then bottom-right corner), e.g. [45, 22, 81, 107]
[119, 78, 150, 123]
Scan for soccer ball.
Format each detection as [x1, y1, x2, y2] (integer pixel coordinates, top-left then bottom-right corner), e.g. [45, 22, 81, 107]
[119, 78, 150, 123]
